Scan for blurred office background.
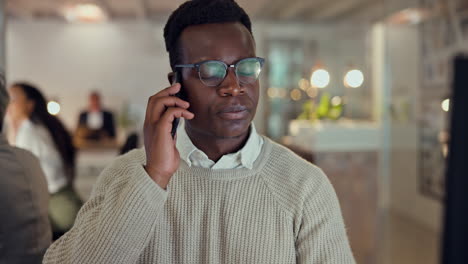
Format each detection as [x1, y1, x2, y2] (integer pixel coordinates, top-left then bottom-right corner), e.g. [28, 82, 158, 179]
[2, 0, 468, 263]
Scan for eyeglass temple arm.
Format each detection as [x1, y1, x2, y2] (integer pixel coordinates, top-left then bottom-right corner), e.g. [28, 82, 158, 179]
[175, 64, 195, 68]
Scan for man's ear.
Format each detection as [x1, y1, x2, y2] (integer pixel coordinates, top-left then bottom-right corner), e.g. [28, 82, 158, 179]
[167, 72, 175, 85]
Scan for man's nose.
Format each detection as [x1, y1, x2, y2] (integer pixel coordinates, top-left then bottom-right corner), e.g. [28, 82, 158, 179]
[217, 68, 245, 97]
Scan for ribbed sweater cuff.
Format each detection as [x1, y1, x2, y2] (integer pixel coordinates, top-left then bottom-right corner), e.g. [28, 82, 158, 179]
[128, 164, 168, 208]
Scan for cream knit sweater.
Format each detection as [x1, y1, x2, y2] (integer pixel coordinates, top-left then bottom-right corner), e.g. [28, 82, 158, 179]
[44, 138, 355, 263]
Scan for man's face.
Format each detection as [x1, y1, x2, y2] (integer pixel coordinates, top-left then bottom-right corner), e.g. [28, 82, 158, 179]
[177, 22, 259, 139]
[89, 94, 101, 112]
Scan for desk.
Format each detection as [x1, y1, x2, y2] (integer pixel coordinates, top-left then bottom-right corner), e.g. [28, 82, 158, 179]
[75, 146, 119, 201]
[288, 120, 380, 152]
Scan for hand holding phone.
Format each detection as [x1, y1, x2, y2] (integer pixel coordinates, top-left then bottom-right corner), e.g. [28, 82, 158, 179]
[143, 82, 193, 189]
[171, 72, 185, 138]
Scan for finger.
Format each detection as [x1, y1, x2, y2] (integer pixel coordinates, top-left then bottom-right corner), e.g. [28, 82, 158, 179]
[153, 108, 194, 139]
[146, 96, 190, 122]
[152, 83, 181, 98]
[158, 108, 195, 129]
[145, 84, 181, 123]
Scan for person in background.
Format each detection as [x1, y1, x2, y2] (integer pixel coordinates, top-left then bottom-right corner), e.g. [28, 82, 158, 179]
[6, 82, 82, 240]
[76, 91, 116, 142]
[0, 76, 51, 263]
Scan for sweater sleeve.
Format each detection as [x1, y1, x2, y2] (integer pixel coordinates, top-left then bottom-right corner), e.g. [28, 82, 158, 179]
[43, 156, 168, 263]
[296, 169, 355, 264]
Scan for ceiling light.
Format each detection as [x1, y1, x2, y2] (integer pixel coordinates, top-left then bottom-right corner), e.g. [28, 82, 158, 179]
[441, 98, 450, 112]
[306, 87, 318, 98]
[344, 69, 364, 88]
[298, 78, 310, 91]
[290, 89, 302, 101]
[331, 96, 343, 106]
[387, 8, 430, 25]
[64, 4, 107, 23]
[47, 101, 61, 115]
[310, 69, 330, 89]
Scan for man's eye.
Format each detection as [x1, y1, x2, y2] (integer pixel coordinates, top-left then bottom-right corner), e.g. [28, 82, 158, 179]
[238, 70, 254, 76]
[202, 65, 224, 77]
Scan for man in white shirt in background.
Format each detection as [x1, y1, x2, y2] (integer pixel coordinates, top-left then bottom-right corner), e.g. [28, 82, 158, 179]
[76, 91, 116, 142]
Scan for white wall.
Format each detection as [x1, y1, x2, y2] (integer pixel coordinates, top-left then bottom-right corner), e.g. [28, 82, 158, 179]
[7, 21, 169, 132]
[386, 25, 443, 232]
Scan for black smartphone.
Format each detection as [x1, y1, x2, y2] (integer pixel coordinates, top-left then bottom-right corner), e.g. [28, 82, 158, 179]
[171, 71, 186, 138]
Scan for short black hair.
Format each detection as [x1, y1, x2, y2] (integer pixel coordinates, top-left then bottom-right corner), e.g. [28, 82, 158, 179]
[90, 91, 101, 99]
[163, 0, 253, 71]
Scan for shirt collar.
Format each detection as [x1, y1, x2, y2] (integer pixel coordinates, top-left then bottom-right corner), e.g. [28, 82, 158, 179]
[238, 124, 262, 169]
[175, 120, 263, 169]
[176, 120, 198, 167]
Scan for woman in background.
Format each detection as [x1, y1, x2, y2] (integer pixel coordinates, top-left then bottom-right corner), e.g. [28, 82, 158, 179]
[7, 82, 82, 240]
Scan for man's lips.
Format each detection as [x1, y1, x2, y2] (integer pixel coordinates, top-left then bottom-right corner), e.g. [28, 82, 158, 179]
[217, 105, 249, 120]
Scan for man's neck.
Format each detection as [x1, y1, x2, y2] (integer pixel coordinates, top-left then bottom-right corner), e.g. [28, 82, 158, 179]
[185, 125, 250, 162]
[89, 107, 102, 113]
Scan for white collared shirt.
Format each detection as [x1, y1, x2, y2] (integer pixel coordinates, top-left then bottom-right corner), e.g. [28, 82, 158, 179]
[176, 120, 263, 169]
[87, 111, 104, 130]
[15, 119, 68, 193]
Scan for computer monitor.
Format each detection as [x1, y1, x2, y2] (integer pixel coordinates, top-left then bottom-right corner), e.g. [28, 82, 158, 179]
[442, 55, 468, 264]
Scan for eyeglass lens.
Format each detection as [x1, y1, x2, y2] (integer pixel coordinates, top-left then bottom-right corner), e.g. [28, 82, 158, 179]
[198, 58, 262, 87]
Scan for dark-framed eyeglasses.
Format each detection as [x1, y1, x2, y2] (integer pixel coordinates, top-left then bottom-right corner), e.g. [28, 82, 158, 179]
[175, 57, 265, 87]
